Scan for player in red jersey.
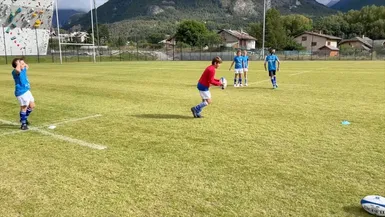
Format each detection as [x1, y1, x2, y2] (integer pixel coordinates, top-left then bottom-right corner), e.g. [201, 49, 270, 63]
[191, 56, 223, 118]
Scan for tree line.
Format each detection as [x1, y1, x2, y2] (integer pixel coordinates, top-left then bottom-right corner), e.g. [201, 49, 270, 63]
[247, 5, 385, 50]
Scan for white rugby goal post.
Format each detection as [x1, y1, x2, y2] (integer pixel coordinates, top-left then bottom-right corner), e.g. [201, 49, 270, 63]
[54, 0, 99, 64]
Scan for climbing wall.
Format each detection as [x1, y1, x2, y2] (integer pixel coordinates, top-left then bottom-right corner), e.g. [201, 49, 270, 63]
[0, 0, 54, 56]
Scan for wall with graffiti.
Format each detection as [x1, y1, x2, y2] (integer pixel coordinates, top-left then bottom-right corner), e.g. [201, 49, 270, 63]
[0, 0, 54, 56]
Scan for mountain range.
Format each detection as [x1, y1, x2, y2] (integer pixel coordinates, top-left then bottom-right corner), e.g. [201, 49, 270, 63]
[55, 0, 385, 36]
[53, 9, 86, 28]
[63, 0, 334, 29]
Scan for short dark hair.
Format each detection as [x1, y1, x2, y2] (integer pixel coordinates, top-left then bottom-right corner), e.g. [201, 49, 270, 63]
[212, 56, 223, 65]
[12, 58, 20, 68]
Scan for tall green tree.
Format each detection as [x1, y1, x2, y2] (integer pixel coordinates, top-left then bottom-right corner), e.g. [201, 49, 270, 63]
[314, 13, 350, 38]
[247, 22, 263, 48]
[87, 24, 110, 45]
[146, 33, 166, 44]
[265, 9, 287, 50]
[314, 5, 385, 40]
[282, 14, 313, 37]
[198, 32, 223, 47]
[175, 20, 208, 47]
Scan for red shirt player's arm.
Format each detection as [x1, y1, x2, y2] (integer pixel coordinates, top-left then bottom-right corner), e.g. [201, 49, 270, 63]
[209, 67, 221, 86]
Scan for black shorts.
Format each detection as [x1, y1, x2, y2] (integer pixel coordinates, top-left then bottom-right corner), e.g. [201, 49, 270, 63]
[269, 70, 276, 76]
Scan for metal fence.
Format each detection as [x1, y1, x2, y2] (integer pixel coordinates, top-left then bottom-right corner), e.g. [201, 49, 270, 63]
[1, 42, 384, 64]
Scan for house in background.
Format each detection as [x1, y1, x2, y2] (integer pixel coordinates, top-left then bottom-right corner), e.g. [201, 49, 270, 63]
[339, 36, 385, 51]
[218, 29, 257, 50]
[294, 31, 341, 56]
[339, 36, 373, 51]
[72, 32, 89, 43]
[51, 30, 89, 43]
[161, 36, 176, 50]
[318, 45, 340, 57]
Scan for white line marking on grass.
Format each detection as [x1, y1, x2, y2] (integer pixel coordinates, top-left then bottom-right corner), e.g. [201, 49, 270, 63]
[251, 79, 271, 85]
[289, 71, 309, 76]
[248, 71, 311, 85]
[0, 130, 26, 137]
[0, 118, 107, 150]
[0, 119, 19, 126]
[46, 114, 102, 127]
[34, 128, 107, 150]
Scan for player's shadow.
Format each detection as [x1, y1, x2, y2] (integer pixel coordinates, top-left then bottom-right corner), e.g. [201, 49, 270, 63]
[133, 114, 192, 120]
[343, 205, 371, 216]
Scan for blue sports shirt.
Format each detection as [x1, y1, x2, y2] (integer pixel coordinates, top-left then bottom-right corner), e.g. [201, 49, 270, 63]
[243, 55, 249, 68]
[265, 54, 279, 71]
[12, 68, 30, 97]
[233, 56, 243, 69]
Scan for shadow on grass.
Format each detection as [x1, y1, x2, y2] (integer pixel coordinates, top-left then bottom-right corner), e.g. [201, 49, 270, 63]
[343, 205, 371, 216]
[133, 114, 193, 120]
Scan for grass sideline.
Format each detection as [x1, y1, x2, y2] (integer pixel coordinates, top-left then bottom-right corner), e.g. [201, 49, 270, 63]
[0, 61, 384, 216]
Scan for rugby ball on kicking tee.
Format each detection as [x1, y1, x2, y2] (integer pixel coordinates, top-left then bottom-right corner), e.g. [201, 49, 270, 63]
[361, 195, 385, 216]
[220, 77, 227, 89]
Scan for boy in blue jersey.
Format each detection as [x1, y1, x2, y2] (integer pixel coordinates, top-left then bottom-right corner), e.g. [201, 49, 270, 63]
[264, 49, 280, 89]
[11, 58, 35, 130]
[229, 50, 244, 87]
[242, 50, 249, 86]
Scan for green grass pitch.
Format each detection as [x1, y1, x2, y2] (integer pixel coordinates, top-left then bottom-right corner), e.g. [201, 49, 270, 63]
[0, 61, 384, 216]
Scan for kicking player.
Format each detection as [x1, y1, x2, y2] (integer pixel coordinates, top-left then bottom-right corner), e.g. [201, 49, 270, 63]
[264, 49, 280, 89]
[12, 58, 35, 130]
[229, 50, 244, 87]
[242, 50, 249, 86]
[191, 57, 223, 118]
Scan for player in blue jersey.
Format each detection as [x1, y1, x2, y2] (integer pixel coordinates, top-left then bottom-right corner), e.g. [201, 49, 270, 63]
[242, 50, 249, 86]
[229, 50, 244, 87]
[264, 49, 280, 89]
[11, 58, 35, 130]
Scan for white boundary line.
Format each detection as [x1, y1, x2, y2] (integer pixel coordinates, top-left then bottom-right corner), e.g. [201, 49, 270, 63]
[0, 115, 107, 150]
[45, 114, 102, 127]
[289, 71, 310, 77]
[247, 79, 271, 85]
[34, 128, 107, 150]
[0, 130, 25, 137]
[247, 71, 310, 85]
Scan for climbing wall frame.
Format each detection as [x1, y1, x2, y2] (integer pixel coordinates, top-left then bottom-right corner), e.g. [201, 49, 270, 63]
[0, 0, 54, 56]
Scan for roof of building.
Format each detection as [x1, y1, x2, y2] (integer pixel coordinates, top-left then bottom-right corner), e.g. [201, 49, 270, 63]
[295, 31, 342, 40]
[218, 29, 257, 40]
[339, 37, 373, 48]
[319, 45, 339, 51]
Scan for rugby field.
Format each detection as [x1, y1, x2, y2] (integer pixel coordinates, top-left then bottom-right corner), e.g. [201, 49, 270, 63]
[0, 61, 384, 216]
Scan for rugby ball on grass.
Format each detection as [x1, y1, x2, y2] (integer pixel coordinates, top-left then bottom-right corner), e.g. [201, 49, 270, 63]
[220, 77, 227, 89]
[361, 195, 385, 216]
